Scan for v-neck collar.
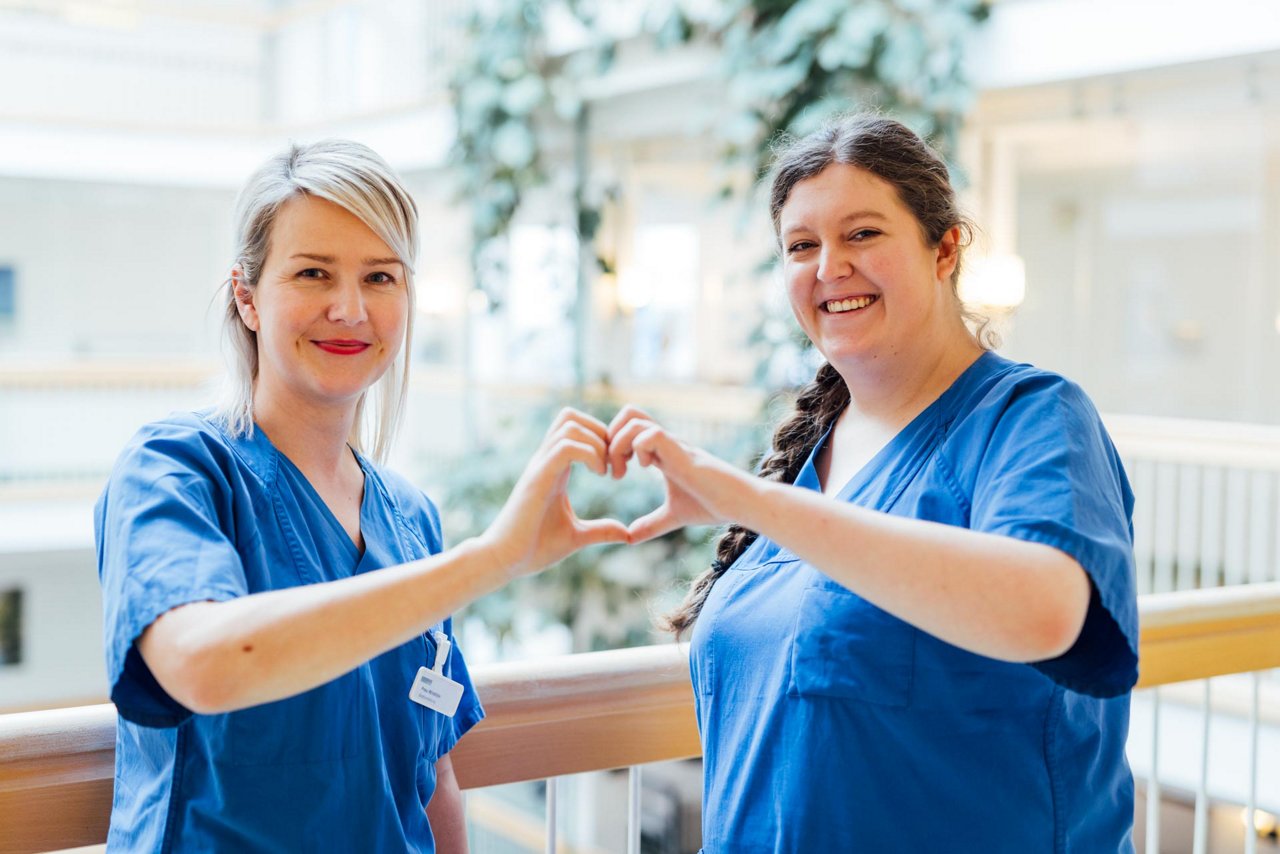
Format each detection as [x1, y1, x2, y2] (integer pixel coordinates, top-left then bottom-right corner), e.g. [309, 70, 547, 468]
[796, 351, 1006, 507]
[272, 443, 371, 566]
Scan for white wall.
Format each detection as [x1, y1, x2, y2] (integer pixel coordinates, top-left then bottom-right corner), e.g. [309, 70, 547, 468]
[0, 4, 265, 130]
[0, 544, 104, 712]
[970, 54, 1280, 424]
[0, 176, 235, 357]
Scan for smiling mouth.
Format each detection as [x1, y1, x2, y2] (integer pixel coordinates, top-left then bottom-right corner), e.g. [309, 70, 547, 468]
[314, 340, 371, 355]
[823, 295, 879, 314]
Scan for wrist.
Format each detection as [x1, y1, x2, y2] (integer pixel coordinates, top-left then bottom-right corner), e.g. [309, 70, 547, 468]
[459, 534, 524, 590]
[735, 476, 780, 535]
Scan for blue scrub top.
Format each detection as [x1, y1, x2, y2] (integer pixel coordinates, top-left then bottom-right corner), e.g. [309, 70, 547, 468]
[95, 411, 484, 853]
[691, 352, 1138, 853]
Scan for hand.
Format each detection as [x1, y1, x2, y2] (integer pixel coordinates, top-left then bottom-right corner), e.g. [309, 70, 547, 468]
[607, 405, 747, 543]
[481, 408, 630, 579]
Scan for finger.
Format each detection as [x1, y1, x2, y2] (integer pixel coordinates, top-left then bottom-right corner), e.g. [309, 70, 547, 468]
[606, 404, 656, 441]
[554, 437, 612, 477]
[526, 438, 607, 485]
[559, 407, 610, 444]
[607, 417, 656, 479]
[631, 425, 673, 469]
[626, 504, 684, 544]
[574, 517, 631, 547]
[542, 408, 609, 451]
[555, 421, 608, 460]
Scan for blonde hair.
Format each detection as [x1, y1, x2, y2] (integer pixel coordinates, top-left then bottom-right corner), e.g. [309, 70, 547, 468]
[215, 139, 418, 463]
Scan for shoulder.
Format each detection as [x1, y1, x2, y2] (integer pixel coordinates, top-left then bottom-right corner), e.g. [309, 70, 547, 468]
[95, 413, 257, 548]
[952, 355, 1104, 438]
[365, 462, 444, 554]
[103, 411, 280, 511]
[940, 355, 1122, 479]
[112, 411, 238, 481]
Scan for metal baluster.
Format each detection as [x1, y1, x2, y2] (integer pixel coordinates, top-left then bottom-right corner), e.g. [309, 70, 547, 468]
[546, 777, 558, 854]
[1245, 673, 1260, 854]
[1193, 680, 1211, 854]
[1177, 465, 1200, 591]
[1133, 458, 1156, 594]
[1155, 463, 1177, 593]
[628, 765, 642, 854]
[1250, 472, 1269, 584]
[1146, 688, 1161, 854]
[1226, 468, 1248, 586]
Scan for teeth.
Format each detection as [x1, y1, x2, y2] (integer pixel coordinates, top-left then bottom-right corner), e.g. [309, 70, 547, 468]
[826, 296, 876, 313]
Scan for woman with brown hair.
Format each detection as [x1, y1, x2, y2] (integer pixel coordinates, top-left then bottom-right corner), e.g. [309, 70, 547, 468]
[609, 115, 1137, 851]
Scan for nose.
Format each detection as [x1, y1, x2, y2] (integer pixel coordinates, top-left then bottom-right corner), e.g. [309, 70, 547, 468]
[327, 278, 367, 325]
[816, 243, 853, 283]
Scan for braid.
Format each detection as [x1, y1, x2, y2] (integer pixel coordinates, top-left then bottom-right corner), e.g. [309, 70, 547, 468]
[661, 363, 849, 638]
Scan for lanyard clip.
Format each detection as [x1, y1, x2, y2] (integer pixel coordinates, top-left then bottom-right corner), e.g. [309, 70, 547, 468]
[430, 630, 452, 674]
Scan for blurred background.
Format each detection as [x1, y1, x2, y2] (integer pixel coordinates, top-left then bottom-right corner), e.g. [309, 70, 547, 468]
[2, 0, 1280, 851]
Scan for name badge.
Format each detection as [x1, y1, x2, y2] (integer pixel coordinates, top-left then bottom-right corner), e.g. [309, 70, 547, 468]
[409, 667, 463, 717]
[409, 628, 460, 717]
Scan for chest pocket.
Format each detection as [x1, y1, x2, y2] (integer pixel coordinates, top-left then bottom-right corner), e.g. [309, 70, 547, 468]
[788, 579, 916, 708]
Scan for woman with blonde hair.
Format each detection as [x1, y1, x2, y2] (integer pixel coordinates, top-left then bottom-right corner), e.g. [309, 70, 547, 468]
[96, 139, 627, 851]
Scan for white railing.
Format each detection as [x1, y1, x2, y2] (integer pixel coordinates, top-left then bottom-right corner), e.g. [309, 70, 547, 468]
[1108, 414, 1280, 594]
[1133, 582, 1280, 852]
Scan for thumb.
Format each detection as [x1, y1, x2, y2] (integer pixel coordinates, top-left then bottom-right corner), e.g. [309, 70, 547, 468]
[575, 517, 631, 547]
[626, 504, 684, 544]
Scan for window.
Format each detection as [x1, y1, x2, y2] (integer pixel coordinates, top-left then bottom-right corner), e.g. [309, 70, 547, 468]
[0, 266, 14, 323]
[0, 588, 21, 666]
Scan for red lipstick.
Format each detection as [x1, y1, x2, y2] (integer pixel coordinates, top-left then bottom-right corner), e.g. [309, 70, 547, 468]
[314, 340, 370, 355]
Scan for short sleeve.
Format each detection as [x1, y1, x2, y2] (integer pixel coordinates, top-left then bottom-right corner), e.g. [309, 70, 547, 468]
[968, 375, 1138, 698]
[95, 420, 249, 727]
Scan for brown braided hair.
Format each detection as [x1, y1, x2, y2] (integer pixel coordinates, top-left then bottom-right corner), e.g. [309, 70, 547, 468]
[662, 114, 980, 638]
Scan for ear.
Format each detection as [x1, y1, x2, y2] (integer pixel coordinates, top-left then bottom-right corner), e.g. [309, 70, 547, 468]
[935, 225, 962, 284]
[231, 267, 259, 333]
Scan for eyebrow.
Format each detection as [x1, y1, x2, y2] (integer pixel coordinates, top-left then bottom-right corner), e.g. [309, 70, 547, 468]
[782, 210, 888, 236]
[289, 253, 402, 266]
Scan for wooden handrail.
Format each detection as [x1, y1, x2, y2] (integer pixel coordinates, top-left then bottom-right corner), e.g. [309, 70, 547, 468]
[2, 585, 1279, 853]
[1136, 581, 1280, 688]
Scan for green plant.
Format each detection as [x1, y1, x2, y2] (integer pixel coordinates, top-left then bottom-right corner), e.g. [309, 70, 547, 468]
[667, 0, 990, 181]
[448, 0, 615, 306]
[442, 0, 992, 650]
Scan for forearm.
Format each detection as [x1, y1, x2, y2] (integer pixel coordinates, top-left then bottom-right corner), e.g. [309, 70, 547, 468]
[732, 480, 1091, 662]
[141, 537, 507, 713]
[426, 755, 469, 853]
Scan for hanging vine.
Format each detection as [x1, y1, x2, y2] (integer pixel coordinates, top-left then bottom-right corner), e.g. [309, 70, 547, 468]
[449, 0, 991, 276]
[442, 0, 992, 648]
[684, 0, 990, 179]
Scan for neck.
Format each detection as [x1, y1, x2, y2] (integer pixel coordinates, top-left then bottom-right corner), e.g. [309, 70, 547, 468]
[834, 323, 984, 426]
[252, 381, 360, 478]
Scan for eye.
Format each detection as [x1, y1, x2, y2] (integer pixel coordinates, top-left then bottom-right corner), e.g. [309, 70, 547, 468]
[850, 229, 880, 241]
[297, 268, 326, 279]
[366, 271, 397, 286]
[786, 240, 817, 255]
